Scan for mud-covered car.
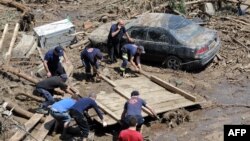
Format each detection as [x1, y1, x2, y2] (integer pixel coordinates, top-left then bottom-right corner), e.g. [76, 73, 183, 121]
[88, 13, 221, 69]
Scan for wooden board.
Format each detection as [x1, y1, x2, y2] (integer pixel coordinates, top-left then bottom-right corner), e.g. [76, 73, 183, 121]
[32, 115, 55, 141]
[93, 76, 198, 125]
[9, 113, 43, 141]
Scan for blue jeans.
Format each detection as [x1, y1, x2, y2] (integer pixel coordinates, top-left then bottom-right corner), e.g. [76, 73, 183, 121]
[50, 109, 71, 123]
[36, 88, 55, 109]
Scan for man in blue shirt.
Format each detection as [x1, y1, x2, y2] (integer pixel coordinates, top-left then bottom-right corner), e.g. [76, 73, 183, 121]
[49, 95, 80, 139]
[69, 93, 107, 141]
[121, 90, 158, 132]
[120, 44, 145, 77]
[80, 47, 103, 82]
[44, 46, 68, 77]
[107, 19, 133, 64]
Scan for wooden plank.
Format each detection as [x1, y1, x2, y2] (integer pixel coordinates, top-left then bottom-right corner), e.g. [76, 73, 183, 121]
[9, 113, 43, 141]
[151, 98, 189, 108]
[150, 76, 196, 102]
[95, 101, 120, 121]
[32, 115, 55, 141]
[5, 23, 19, 64]
[99, 74, 117, 87]
[0, 24, 8, 51]
[155, 101, 196, 114]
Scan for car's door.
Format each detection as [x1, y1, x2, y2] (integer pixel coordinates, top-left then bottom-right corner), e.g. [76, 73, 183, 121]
[144, 27, 172, 61]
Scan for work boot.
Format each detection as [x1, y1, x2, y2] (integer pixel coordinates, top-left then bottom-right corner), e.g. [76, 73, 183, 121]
[35, 108, 48, 115]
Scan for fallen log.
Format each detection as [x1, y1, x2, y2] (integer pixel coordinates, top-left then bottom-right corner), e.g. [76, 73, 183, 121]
[5, 23, 20, 64]
[0, 0, 34, 31]
[3, 98, 34, 119]
[1, 65, 67, 95]
[9, 113, 43, 141]
[2, 65, 39, 84]
[16, 92, 44, 102]
[69, 39, 89, 49]
[0, 24, 8, 51]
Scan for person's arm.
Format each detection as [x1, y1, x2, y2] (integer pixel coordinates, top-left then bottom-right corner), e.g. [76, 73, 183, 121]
[125, 32, 133, 42]
[130, 56, 139, 71]
[121, 102, 127, 119]
[92, 102, 107, 126]
[136, 56, 142, 70]
[145, 104, 159, 119]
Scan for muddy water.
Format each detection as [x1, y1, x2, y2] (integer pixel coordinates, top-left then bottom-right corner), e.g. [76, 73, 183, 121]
[152, 78, 250, 141]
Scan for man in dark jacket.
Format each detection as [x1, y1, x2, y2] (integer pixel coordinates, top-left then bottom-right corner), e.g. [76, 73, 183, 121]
[35, 74, 75, 113]
[69, 93, 107, 141]
[80, 47, 103, 82]
[107, 19, 133, 63]
[43, 46, 68, 77]
[120, 44, 145, 77]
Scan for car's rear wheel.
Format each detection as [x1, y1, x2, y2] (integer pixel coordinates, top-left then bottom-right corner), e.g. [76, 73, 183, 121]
[163, 56, 182, 70]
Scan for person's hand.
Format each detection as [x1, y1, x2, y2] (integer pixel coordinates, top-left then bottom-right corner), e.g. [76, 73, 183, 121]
[117, 25, 121, 30]
[47, 72, 52, 77]
[102, 121, 108, 127]
[128, 37, 134, 43]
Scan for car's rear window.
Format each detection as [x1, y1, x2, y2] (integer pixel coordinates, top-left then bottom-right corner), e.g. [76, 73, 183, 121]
[171, 22, 204, 44]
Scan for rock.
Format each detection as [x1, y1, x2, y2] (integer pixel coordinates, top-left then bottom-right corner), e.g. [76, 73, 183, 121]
[82, 21, 93, 30]
[204, 3, 215, 16]
[100, 15, 108, 23]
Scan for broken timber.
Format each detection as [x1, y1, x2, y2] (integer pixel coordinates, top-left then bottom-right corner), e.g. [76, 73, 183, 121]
[94, 73, 198, 125]
[9, 113, 43, 141]
[0, 24, 8, 51]
[5, 23, 20, 64]
[32, 115, 55, 141]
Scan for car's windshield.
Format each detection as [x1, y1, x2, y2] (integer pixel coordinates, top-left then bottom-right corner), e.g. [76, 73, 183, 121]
[171, 22, 204, 45]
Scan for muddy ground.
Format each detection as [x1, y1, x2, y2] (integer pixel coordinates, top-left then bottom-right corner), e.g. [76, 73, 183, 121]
[0, 0, 250, 141]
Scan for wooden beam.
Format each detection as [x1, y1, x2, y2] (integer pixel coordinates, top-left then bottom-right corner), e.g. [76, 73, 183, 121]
[3, 98, 34, 119]
[95, 101, 120, 121]
[69, 39, 89, 49]
[0, 24, 8, 51]
[9, 113, 43, 141]
[2, 65, 39, 84]
[150, 76, 196, 102]
[113, 87, 153, 116]
[99, 74, 117, 87]
[32, 115, 55, 141]
[1, 65, 66, 95]
[5, 23, 19, 64]
[16, 92, 44, 102]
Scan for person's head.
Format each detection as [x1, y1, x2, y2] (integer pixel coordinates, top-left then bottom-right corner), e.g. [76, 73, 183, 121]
[118, 19, 125, 27]
[131, 90, 140, 97]
[60, 74, 68, 82]
[54, 46, 64, 56]
[136, 45, 145, 54]
[128, 116, 137, 127]
[89, 93, 97, 100]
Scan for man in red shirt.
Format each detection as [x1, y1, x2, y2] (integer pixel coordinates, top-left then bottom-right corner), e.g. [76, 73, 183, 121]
[118, 116, 143, 141]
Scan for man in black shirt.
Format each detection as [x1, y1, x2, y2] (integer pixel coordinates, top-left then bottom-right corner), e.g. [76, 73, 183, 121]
[107, 19, 133, 63]
[36, 74, 75, 112]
